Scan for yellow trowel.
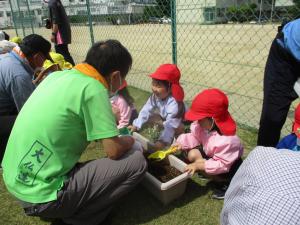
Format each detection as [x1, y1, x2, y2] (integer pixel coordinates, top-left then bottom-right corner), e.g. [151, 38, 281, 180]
[147, 146, 178, 161]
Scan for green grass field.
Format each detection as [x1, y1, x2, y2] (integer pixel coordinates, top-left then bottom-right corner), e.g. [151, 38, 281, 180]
[0, 87, 257, 225]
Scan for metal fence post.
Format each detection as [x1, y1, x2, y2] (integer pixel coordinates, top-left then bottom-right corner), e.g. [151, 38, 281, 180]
[16, 0, 26, 37]
[8, 0, 19, 36]
[171, 0, 177, 65]
[86, 0, 95, 45]
[25, 0, 34, 34]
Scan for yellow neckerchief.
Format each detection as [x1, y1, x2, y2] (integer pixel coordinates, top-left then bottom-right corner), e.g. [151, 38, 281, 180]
[74, 63, 108, 89]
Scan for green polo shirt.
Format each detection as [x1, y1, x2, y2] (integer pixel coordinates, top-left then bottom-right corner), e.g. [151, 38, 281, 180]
[2, 69, 118, 203]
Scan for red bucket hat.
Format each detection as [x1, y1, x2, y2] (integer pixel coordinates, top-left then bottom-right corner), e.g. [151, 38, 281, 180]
[293, 104, 300, 137]
[185, 88, 236, 135]
[150, 64, 184, 102]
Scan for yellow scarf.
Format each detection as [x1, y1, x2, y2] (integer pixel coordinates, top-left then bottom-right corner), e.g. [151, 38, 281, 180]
[74, 63, 108, 89]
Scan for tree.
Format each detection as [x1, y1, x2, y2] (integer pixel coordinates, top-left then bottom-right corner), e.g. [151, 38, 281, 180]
[226, 4, 257, 22]
[143, 6, 161, 19]
[292, 0, 300, 17]
[157, 0, 171, 17]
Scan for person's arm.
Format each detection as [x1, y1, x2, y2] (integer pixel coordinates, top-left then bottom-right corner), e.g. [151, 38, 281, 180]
[158, 99, 183, 145]
[9, 75, 35, 111]
[115, 95, 132, 129]
[131, 96, 154, 130]
[205, 137, 243, 175]
[48, 1, 60, 42]
[102, 135, 134, 159]
[81, 81, 135, 159]
[176, 122, 202, 150]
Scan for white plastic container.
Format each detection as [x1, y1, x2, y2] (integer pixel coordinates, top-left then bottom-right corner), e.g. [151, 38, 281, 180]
[133, 132, 191, 205]
[143, 154, 190, 205]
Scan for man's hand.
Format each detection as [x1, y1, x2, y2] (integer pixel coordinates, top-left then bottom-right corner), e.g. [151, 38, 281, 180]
[33, 64, 61, 85]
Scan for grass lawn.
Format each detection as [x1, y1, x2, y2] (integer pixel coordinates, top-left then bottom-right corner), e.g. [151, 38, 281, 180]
[0, 87, 257, 225]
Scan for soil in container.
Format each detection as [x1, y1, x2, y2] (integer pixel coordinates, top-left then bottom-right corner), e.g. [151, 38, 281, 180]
[144, 153, 182, 183]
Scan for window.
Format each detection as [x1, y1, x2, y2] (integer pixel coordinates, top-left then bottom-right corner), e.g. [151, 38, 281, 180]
[0, 11, 3, 17]
[78, 10, 87, 15]
[204, 7, 215, 22]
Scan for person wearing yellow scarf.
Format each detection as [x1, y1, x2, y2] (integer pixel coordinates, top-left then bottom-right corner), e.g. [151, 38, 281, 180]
[2, 39, 146, 225]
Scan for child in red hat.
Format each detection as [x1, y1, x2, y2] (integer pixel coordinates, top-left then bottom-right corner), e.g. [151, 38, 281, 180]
[110, 80, 138, 129]
[176, 88, 244, 199]
[129, 64, 186, 150]
[276, 103, 300, 151]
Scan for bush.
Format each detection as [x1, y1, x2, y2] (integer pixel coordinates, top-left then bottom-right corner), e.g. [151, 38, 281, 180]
[226, 4, 257, 22]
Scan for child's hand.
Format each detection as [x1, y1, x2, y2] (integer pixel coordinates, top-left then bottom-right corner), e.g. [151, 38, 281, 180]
[128, 125, 138, 133]
[172, 144, 182, 151]
[185, 163, 198, 175]
[185, 159, 205, 175]
[154, 141, 166, 150]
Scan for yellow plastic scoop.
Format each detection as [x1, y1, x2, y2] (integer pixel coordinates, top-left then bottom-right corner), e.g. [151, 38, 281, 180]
[147, 146, 178, 161]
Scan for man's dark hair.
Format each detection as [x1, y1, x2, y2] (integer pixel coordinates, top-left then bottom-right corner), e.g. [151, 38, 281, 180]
[84, 40, 132, 78]
[19, 34, 51, 59]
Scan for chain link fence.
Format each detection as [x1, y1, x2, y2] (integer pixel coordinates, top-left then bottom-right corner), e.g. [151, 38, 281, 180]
[2, 0, 300, 134]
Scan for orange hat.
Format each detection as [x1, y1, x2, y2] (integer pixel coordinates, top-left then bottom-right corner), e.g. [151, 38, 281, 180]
[293, 104, 300, 137]
[185, 88, 236, 135]
[150, 64, 184, 102]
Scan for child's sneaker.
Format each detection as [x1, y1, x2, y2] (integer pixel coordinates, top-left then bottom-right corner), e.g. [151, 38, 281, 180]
[211, 184, 228, 200]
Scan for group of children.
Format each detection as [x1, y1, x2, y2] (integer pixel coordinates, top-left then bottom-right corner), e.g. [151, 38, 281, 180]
[6, 32, 295, 199]
[111, 63, 244, 199]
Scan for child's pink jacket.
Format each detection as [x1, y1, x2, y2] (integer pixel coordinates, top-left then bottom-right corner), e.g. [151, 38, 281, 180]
[176, 121, 243, 175]
[110, 95, 133, 129]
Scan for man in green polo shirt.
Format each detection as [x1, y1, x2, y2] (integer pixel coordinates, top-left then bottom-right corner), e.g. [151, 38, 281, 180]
[2, 40, 147, 225]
